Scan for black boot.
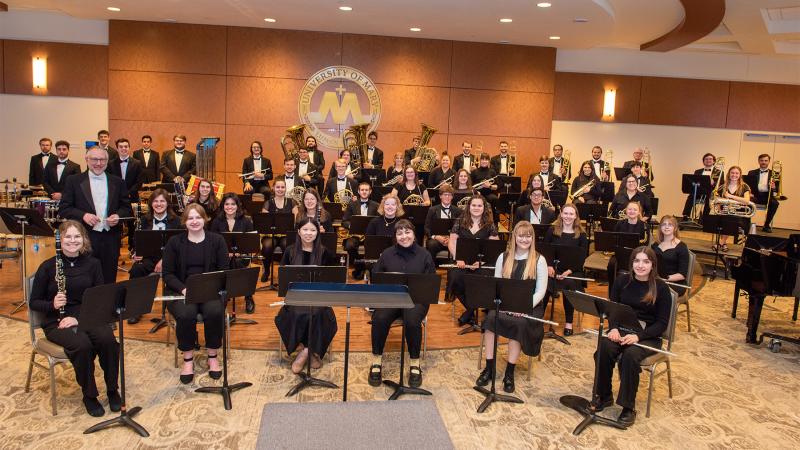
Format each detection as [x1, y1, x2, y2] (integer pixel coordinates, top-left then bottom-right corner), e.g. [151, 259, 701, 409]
[476, 360, 494, 386]
[503, 363, 516, 393]
[245, 296, 255, 314]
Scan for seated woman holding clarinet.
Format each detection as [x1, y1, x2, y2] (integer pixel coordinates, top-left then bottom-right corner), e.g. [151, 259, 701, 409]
[593, 246, 671, 426]
[476, 221, 548, 393]
[651, 215, 690, 297]
[295, 188, 333, 233]
[162, 204, 230, 384]
[30, 220, 119, 417]
[275, 217, 339, 373]
[369, 219, 435, 388]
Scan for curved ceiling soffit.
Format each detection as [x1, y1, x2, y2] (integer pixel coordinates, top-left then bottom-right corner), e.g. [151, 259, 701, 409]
[641, 0, 726, 52]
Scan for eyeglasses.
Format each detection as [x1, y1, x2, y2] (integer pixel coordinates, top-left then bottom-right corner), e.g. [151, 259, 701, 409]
[88, 157, 108, 163]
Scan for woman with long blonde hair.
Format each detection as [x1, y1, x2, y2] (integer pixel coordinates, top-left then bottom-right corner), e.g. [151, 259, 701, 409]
[714, 166, 751, 252]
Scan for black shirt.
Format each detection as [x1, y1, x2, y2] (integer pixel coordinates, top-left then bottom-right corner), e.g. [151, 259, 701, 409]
[450, 220, 498, 239]
[614, 220, 647, 241]
[162, 232, 229, 294]
[281, 246, 337, 266]
[651, 241, 690, 295]
[366, 215, 400, 236]
[609, 273, 671, 341]
[208, 215, 255, 233]
[395, 183, 427, 204]
[543, 228, 589, 251]
[610, 191, 652, 218]
[29, 254, 104, 329]
[373, 243, 435, 275]
[267, 197, 295, 214]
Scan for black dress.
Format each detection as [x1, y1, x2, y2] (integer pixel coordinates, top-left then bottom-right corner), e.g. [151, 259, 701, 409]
[395, 182, 427, 204]
[261, 198, 296, 265]
[447, 221, 499, 322]
[652, 241, 690, 296]
[543, 228, 589, 324]
[607, 220, 648, 290]
[275, 247, 338, 357]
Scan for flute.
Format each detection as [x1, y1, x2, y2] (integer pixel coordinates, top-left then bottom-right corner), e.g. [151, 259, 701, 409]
[501, 310, 559, 326]
[583, 328, 677, 357]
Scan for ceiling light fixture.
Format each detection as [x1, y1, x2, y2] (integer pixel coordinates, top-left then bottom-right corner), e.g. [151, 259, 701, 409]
[107, 7, 120, 12]
[549, 36, 561, 40]
[500, 18, 513, 23]
[264, 18, 276, 23]
[574, 18, 589, 23]
[603, 89, 616, 118]
[410, 27, 421, 32]
[537, 2, 552, 7]
[499, 40, 510, 44]
[339, 6, 352, 11]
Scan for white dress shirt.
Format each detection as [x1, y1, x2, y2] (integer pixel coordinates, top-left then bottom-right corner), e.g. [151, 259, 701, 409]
[152, 213, 168, 231]
[284, 174, 296, 191]
[41, 153, 51, 168]
[119, 158, 129, 181]
[174, 150, 184, 172]
[56, 159, 67, 181]
[500, 154, 509, 175]
[89, 172, 110, 232]
[758, 169, 769, 192]
[142, 149, 151, 166]
[592, 159, 602, 177]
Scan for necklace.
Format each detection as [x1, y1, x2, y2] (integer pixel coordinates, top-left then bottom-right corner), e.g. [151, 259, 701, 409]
[383, 216, 397, 226]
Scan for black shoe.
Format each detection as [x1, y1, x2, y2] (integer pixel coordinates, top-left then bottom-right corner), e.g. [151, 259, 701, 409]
[458, 310, 474, 327]
[83, 396, 105, 417]
[762, 226, 773, 233]
[107, 390, 122, 412]
[589, 396, 613, 412]
[368, 364, 382, 387]
[563, 328, 574, 337]
[409, 366, 423, 388]
[618, 407, 637, 426]
[127, 316, 141, 325]
[245, 296, 255, 314]
[207, 354, 222, 380]
[260, 270, 269, 283]
[180, 356, 194, 384]
[502, 372, 515, 393]
[351, 269, 363, 280]
[476, 367, 493, 387]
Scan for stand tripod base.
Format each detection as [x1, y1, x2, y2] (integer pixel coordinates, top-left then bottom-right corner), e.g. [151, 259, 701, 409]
[544, 329, 571, 345]
[560, 395, 627, 435]
[83, 406, 149, 437]
[10, 300, 27, 315]
[228, 316, 258, 326]
[148, 317, 167, 334]
[473, 386, 523, 413]
[383, 380, 432, 400]
[457, 323, 481, 335]
[285, 373, 338, 397]
[196, 382, 252, 411]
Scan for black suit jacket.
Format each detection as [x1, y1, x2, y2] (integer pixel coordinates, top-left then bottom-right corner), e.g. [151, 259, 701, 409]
[514, 204, 556, 226]
[587, 159, 610, 178]
[403, 147, 417, 167]
[307, 148, 326, 173]
[242, 156, 274, 187]
[490, 154, 515, 176]
[323, 177, 359, 203]
[453, 153, 477, 172]
[100, 145, 119, 162]
[58, 171, 132, 236]
[160, 149, 196, 183]
[693, 167, 723, 193]
[107, 157, 143, 201]
[342, 199, 379, 228]
[293, 159, 322, 189]
[746, 168, 778, 201]
[132, 148, 161, 184]
[424, 204, 462, 237]
[623, 160, 654, 181]
[29, 153, 54, 186]
[43, 159, 81, 195]
[548, 157, 572, 181]
[365, 146, 384, 168]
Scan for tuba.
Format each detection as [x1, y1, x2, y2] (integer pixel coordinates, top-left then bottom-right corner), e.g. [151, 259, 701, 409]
[342, 123, 370, 168]
[412, 123, 438, 172]
[281, 124, 306, 161]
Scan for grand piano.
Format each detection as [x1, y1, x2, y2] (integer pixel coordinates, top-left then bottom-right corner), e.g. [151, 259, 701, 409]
[731, 234, 799, 351]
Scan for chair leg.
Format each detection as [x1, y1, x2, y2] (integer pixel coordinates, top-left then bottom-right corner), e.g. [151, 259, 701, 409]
[48, 359, 58, 416]
[25, 351, 35, 392]
[451, 302, 455, 322]
[666, 360, 673, 398]
[422, 318, 427, 361]
[527, 354, 532, 381]
[477, 338, 483, 370]
[686, 302, 692, 332]
[646, 366, 656, 418]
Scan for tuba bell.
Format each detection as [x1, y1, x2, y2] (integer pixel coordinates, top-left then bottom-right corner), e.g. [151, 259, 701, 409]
[412, 123, 438, 172]
[342, 123, 370, 168]
[281, 124, 306, 161]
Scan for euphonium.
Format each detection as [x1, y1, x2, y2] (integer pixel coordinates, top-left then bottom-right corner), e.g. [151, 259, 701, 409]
[281, 124, 306, 161]
[412, 123, 438, 172]
[343, 122, 370, 168]
[710, 198, 756, 217]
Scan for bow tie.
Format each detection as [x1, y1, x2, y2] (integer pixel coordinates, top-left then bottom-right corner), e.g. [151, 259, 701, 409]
[555, 158, 562, 162]
[285, 175, 294, 179]
[540, 172, 548, 176]
[368, 147, 374, 151]
[175, 150, 184, 154]
[143, 150, 150, 153]
[41, 153, 50, 157]
[57, 161, 67, 165]
[442, 207, 450, 212]
[360, 201, 368, 206]
[89, 173, 104, 181]
[120, 158, 128, 163]
[154, 218, 167, 225]
[501, 155, 507, 158]
[338, 177, 346, 181]
[760, 169, 768, 173]
[253, 157, 261, 161]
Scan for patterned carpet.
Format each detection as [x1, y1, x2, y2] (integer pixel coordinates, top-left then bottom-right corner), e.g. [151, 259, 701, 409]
[1, 279, 798, 450]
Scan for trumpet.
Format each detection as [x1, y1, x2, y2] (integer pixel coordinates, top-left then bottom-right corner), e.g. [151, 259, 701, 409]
[238, 167, 272, 179]
[569, 179, 595, 201]
[346, 166, 360, 177]
[432, 174, 454, 190]
[472, 175, 499, 189]
[382, 174, 403, 187]
[637, 181, 652, 193]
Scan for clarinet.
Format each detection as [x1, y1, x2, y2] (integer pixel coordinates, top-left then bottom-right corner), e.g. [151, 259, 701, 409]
[54, 229, 67, 321]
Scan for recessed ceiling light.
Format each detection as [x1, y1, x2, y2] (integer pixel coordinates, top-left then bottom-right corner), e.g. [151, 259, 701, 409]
[500, 18, 513, 23]
[409, 27, 421, 32]
[537, 2, 552, 7]
[549, 36, 561, 40]
[264, 18, 276, 23]
[107, 7, 120, 12]
[339, 6, 352, 11]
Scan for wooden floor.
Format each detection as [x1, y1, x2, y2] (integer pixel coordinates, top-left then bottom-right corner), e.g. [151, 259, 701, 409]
[0, 246, 704, 353]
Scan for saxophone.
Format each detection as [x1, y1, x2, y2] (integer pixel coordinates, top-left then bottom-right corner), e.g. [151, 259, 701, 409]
[54, 229, 66, 321]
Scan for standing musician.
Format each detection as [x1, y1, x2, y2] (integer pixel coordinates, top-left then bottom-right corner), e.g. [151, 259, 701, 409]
[209, 193, 256, 313]
[515, 188, 556, 226]
[390, 166, 431, 206]
[610, 175, 652, 220]
[424, 184, 462, 264]
[453, 169, 476, 195]
[543, 203, 588, 336]
[323, 158, 358, 203]
[259, 178, 296, 283]
[107, 138, 143, 204]
[681, 153, 722, 220]
[447, 194, 500, 326]
[366, 193, 405, 236]
[651, 215, 690, 297]
[343, 181, 379, 280]
[747, 154, 780, 233]
[59, 146, 131, 285]
[628, 161, 654, 198]
[275, 217, 339, 373]
[162, 204, 230, 384]
[29, 137, 53, 186]
[453, 141, 475, 173]
[363, 131, 384, 169]
[623, 147, 653, 181]
[30, 220, 120, 417]
[588, 145, 611, 181]
[569, 161, 603, 204]
[713, 166, 751, 253]
[242, 140, 273, 198]
[43, 140, 81, 200]
[490, 141, 513, 176]
[594, 246, 671, 426]
[549, 144, 572, 181]
[428, 153, 456, 190]
[471, 153, 499, 212]
[187, 179, 219, 219]
[127, 188, 182, 324]
[97, 130, 118, 162]
[369, 219, 435, 388]
[386, 152, 406, 184]
[278, 157, 306, 195]
[132, 135, 160, 184]
[304, 136, 326, 173]
[327, 149, 359, 179]
[159, 134, 196, 184]
[476, 221, 548, 393]
[403, 136, 422, 168]
[296, 188, 332, 233]
[295, 147, 322, 190]
[518, 173, 546, 207]
[533, 155, 565, 194]
[607, 201, 648, 290]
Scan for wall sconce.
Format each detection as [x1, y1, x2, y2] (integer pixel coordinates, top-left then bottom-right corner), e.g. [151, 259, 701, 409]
[603, 88, 616, 118]
[33, 57, 47, 89]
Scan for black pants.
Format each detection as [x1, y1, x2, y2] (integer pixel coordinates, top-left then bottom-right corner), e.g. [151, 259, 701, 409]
[129, 258, 156, 279]
[371, 304, 430, 359]
[88, 229, 121, 284]
[594, 336, 660, 409]
[45, 325, 118, 398]
[425, 238, 447, 265]
[168, 299, 224, 351]
[343, 236, 363, 271]
[549, 275, 583, 324]
[261, 235, 288, 274]
[249, 180, 271, 200]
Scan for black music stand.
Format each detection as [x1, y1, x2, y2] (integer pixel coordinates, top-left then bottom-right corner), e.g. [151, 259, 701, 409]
[496, 193, 518, 230]
[253, 212, 295, 290]
[0, 207, 53, 314]
[599, 217, 621, 232]
[426, 188, 440, 206]
[192, 267, 259, 410]
[536, 242, 589, 344]
[323, 202, 345, 222]
[371, 273, 440, 400]
[559, 290, 640, 435]
[702, 214, 748, 280]
[370, 185, 392, 203]
[497, 175, 521, 194]
[135, 229, 185, 333]
[531, 224, 552, 242]
[575, 203, 607, 243]
[464, 274, 537, 413]
[349, 215, 376, 235]
[593, 231, 640, 253]
[599, 181, 615, 203]
[681, 174, 711, 227]
[278, 267, 348, 397]
[549, 190, 568, 209]
[220, 232, 261, 326]
[454, 237, 507, 335]
[361, 235, 393, 260]
[613, 167, 630, 181]
[243, 199, 265, 217]
[361, 168, 383, 186]
[81, 275, 159, 437]
[430, 218, 455, 238]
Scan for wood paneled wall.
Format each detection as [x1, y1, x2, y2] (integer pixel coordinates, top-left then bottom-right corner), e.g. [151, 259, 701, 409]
[553, 71, 800, 133]
[107, 21, 556, 189]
